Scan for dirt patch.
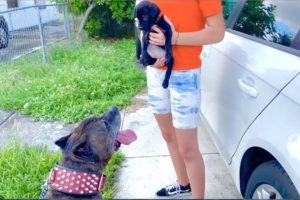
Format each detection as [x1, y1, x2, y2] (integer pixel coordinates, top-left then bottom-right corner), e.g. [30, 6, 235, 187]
[125, 88, 149, 114]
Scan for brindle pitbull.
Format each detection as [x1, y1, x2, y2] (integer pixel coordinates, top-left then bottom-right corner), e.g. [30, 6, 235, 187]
[41, 106, 136, 199]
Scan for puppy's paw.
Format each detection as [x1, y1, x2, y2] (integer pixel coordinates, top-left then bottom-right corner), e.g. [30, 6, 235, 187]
[141, 57, 148, 67]
[162, 79, 169, 88]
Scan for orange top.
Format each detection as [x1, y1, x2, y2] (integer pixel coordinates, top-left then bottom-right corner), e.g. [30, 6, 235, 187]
[150, 0, 222, 70]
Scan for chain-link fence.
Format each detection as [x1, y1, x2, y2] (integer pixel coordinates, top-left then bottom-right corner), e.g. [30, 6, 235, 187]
[0, 3, 71, 64]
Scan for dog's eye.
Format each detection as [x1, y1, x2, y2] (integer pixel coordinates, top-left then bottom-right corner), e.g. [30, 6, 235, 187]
[77, 146, 89, 153]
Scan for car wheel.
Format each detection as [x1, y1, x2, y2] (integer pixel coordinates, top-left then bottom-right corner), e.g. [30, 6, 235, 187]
[245, 160, 300, 199]
[0, 19, 9, 49]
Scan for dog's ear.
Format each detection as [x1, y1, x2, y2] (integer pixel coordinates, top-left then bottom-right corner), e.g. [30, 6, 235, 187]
[74, 141, 94, 159]
[148, 3, 160, 19]
[55, 134, 71, 149]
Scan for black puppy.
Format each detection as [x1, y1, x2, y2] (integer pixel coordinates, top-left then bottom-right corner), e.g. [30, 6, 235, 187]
[135, 1, 173, 88]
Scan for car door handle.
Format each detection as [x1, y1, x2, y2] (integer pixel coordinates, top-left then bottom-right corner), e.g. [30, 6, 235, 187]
[238, 79, 258, 98]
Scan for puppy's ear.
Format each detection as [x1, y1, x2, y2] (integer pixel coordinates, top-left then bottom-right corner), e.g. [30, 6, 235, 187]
[148, 3, 160, 18]
[55, 134, 71, 150]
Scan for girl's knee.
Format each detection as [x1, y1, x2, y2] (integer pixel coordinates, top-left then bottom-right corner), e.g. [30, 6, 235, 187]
[178, 145, 200, 161]
[161, 130, 176, 143]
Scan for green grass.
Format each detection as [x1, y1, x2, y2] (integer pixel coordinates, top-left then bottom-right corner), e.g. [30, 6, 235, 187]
[0, 142, 59, 198]
[0, 39, 146, 123]
[0, 142, 124, 199]
[102, 152, 125, 198]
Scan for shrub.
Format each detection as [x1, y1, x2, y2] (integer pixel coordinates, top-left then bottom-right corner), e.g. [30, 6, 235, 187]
[67, 0, 135, 38]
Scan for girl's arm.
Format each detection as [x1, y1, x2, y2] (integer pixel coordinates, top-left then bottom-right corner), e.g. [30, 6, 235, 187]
[150, 13, 225, 46]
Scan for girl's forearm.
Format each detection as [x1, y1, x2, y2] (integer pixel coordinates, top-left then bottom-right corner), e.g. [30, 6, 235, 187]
[175, 26, 225, 46]
[173, 13, 225, 46]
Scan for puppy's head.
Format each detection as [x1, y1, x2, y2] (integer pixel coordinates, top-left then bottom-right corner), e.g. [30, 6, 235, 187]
[135, 1, 161, 31]
[55, 106, 121, 172]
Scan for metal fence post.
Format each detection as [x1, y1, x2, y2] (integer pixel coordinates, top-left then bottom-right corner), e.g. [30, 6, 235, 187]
[8, 12, 13, 32]
[63, 4, 71, 40]
[37, 6, 47, 63]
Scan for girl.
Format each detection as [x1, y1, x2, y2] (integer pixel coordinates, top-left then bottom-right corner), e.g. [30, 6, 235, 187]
[145, 0, 225, 198]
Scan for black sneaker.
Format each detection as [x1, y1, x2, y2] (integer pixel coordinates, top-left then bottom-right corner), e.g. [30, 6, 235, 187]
[156, 181, 191, 198]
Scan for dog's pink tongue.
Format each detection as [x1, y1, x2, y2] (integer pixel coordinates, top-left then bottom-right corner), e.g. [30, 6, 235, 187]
[117, 129, 137, 145]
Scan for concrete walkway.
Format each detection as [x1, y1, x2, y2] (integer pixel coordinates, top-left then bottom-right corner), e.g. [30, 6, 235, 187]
[0, 111, 71, 151]
[0, 89, 242, 199]
[115, 90, 242, 199]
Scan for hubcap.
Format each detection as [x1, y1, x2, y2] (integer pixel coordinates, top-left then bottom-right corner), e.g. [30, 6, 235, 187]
[252, 184, 283, 199]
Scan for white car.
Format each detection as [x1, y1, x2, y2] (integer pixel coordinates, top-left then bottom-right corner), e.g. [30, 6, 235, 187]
[201, 0, 300, 199]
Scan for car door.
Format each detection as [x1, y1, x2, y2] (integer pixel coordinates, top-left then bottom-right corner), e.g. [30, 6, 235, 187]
[200, 0, 241, 65]
[201, 0, 300, 163]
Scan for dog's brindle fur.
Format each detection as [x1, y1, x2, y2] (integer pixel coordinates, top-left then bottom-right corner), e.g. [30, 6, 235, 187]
[135, 1, 173, 88]
[44, 106, 121, 199]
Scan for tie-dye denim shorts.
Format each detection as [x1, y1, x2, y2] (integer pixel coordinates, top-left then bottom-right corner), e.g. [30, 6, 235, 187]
[147, 66, 201, 130]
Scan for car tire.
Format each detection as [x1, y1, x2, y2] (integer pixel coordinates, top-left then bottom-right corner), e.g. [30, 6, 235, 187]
[0, 18, 9, 49]
[245, 160, 300, 199]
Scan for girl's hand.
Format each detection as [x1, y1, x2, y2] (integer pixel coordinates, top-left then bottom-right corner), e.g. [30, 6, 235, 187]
[163, 15, 178, 45]
[149, 16, 178, 46]
[149, 25, 165, 46]
[151, 57, 166, 68]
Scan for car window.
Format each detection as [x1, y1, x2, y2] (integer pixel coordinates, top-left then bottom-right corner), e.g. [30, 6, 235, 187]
[233, 0, 300, 51]
[222, 0, 238, 21]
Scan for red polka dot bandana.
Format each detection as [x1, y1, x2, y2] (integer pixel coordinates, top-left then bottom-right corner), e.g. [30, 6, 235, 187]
[48, 165, 106, 196]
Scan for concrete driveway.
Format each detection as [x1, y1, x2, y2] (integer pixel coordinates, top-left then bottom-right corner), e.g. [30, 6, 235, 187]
[115, 90, 242, 199]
